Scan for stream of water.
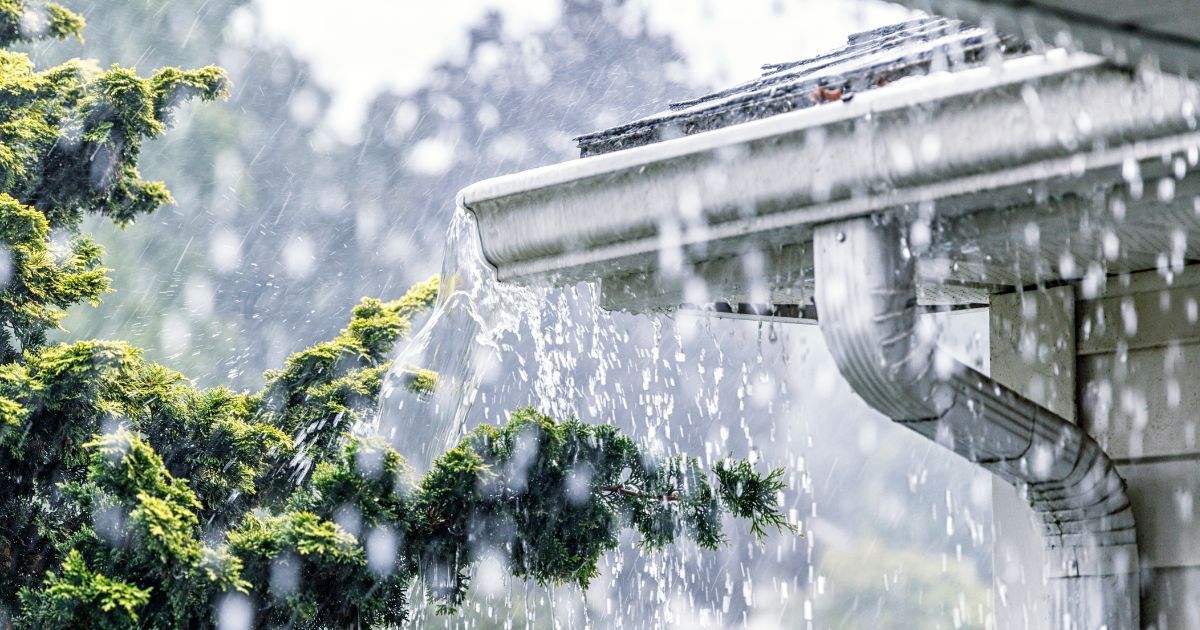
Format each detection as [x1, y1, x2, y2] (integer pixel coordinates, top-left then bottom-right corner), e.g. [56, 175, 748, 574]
[372, 204, 539, 469]
[361, 199, 995, 628]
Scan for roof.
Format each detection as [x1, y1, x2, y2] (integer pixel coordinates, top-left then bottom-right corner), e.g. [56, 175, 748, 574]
[574, 17, 1020, 157]
[890, 0, 1200, 79]
[461, 12, 1200, 317]
[461, 42, 1200, 308]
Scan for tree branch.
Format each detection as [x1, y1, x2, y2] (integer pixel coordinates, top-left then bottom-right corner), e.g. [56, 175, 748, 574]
[596, 485, 678, 502]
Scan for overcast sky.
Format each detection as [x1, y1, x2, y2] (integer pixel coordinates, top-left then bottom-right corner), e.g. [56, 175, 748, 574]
[252, 0, 913, 136]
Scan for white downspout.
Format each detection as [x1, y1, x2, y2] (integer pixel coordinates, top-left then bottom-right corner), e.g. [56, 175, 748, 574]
[814, 216, 1139, 629]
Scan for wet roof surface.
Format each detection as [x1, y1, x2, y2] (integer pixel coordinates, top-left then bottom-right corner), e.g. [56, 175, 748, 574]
[893, 0, 1200, 77]
[575, 17, 1021, 157]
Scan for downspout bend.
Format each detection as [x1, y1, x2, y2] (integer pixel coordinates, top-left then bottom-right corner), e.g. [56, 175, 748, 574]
[814, 216, 1139, 629]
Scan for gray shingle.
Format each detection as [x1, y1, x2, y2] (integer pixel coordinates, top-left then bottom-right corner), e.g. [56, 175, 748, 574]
[575, 17, 1021, 157]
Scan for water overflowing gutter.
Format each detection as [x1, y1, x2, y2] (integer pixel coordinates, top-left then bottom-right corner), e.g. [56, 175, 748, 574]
[456, 50, 1200, 628]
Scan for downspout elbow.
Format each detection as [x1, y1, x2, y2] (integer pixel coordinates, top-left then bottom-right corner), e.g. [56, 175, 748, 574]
[814, 216, 1140, 629]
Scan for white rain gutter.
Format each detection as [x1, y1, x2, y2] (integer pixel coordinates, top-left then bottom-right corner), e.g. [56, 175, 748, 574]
[815, 216, 1138, 628]
[458, 52, 1200, 289]
[457, 51, 1200, 628]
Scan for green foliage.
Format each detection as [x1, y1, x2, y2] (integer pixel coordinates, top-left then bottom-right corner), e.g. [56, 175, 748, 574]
[0, 1, 84, 48]
[0, 194, 108, 362]
[17, 550, 150, 629]
[714, 457, 792, 540]
[0, 5, 796, 627]
[19, 428, 249, 628]
[3, 286, 793, 626]
[82, 429, 204, 567]
[0, 47, 228, 230]
[226, 512, 381, 627]
[384, 408, 794, 614]
[42, 3, 82, 41]
[0, 9, 226, 363]
[254, 278, 440, 501]
[403, 367, 438, 394]
[1, 281, 447, 626]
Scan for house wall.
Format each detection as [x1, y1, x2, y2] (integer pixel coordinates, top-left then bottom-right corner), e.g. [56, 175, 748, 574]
[990, 269, 1200, 629]
[990, 285, 1074, 630]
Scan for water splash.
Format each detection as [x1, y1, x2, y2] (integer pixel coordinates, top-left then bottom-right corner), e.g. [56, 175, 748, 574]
[360, 195, 987, 628]
[372, 204, 538, 469]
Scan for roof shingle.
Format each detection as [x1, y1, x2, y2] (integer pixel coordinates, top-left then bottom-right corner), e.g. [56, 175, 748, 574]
[575, 17, 1020, 157]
